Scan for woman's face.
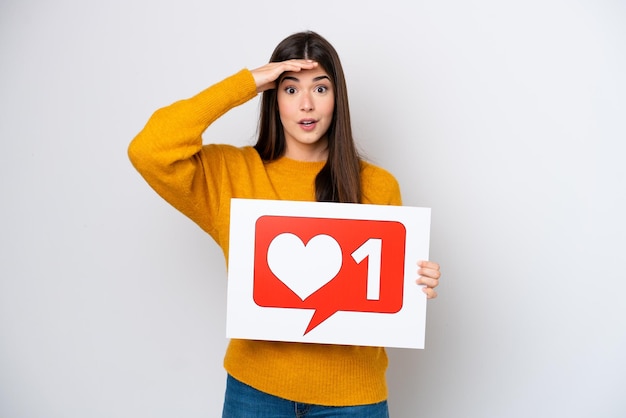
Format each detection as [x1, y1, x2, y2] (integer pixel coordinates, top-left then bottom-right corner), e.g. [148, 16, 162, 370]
[277, 66, 335, 161]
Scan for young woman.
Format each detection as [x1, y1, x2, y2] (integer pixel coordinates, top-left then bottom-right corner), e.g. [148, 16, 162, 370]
[129, 31, 440, 418]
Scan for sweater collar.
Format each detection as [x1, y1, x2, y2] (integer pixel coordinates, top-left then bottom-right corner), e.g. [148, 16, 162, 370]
[266, 156, 326, 175]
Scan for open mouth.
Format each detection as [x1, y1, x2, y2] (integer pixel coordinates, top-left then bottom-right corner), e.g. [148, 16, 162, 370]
[299, 120, 317, 131]
[299, 118, 318, 130]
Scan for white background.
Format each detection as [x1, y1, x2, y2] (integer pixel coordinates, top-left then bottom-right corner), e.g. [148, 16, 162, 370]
[1, 0, 624, 417]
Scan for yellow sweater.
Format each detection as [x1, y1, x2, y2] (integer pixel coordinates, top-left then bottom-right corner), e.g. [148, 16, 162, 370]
[128, 69, 403, 406]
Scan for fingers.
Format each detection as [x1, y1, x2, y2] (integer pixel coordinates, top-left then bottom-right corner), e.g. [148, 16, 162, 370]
[422, 287, 438, 299]
[273, 59, 318, 72]
[417, 260, 441, 281]
[418, 260, 441, 274]
[415, 260, 441, 299]
[251, 59, 318, 93]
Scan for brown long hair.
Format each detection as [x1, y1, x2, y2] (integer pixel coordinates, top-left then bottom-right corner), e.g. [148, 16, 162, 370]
[254, 31, 362, 203]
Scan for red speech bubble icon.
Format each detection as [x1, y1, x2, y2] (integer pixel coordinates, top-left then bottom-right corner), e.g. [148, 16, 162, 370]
[253, 216, 406, 335]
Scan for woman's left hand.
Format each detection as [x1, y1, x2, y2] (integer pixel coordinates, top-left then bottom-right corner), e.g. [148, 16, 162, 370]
[416, 260, 441, 299]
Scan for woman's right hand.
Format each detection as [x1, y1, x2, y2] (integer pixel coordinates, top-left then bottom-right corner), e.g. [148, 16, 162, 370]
[250, 59, 318, 93]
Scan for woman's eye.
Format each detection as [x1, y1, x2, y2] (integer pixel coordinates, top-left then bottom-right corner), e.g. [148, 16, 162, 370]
[315, 86, 328, 93]
[285, 87, 297, 94]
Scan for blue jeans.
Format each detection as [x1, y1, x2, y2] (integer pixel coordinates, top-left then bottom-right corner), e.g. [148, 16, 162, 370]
[222, 374, 390, 418]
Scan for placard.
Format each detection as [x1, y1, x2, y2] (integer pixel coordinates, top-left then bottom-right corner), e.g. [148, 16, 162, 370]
[226, 198, 431, 348]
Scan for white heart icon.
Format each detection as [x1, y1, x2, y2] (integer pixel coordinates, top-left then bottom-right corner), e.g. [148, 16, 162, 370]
[266, 233, 343, 301]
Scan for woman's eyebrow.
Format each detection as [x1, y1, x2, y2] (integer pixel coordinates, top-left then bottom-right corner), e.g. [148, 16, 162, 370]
[312, 75, 331, 82]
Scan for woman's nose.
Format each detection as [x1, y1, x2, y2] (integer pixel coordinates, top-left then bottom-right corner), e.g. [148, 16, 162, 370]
[300, 93, 313, 111]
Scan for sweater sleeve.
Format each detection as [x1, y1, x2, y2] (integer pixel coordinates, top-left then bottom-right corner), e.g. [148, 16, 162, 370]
[128, 69, 258, 234]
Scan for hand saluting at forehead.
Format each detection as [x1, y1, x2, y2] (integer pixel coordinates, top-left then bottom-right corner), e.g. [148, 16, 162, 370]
[251, 59, 318, 93]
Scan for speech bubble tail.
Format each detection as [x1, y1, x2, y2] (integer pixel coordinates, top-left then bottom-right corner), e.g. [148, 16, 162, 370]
[303, 308, 337, 335]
